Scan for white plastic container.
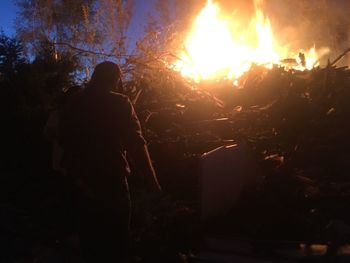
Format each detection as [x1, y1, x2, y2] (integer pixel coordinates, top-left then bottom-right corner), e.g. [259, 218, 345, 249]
[200, 143, 261, 222]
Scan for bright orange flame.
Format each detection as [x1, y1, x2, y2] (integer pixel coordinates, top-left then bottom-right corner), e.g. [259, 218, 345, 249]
[172, 0, 328, 82]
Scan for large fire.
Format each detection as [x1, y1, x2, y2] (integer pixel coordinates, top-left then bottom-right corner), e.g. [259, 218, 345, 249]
[172, 0, 329, 82]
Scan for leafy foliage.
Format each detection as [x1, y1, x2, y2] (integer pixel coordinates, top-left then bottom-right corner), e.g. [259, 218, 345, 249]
[15, 0, 134, 73]
[0, 31, 27, 80]
[15, 0, 98, 53]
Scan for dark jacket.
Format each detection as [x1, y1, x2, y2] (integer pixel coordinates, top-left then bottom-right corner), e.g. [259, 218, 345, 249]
[59, 88, 146, 199]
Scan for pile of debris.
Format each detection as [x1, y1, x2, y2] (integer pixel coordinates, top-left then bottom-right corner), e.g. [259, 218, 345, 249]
[129, 56, 350, 244]
[210, 63, 350, 242]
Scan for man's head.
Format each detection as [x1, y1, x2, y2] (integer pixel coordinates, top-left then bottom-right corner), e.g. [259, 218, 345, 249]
[89, 61, 123, 92]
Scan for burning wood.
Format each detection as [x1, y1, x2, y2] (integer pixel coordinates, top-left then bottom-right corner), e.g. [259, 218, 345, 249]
[170, 0, 329, 82]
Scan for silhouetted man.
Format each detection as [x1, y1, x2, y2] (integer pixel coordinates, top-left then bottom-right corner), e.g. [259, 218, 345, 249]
[59, 61, 161, 263]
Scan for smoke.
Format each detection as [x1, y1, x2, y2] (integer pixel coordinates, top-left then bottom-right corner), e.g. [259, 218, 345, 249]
[215, 0, 350, 65]
[263, 0, 350, 65]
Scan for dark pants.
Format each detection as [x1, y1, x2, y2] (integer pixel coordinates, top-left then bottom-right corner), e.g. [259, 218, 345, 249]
[74, 174, 131, 263]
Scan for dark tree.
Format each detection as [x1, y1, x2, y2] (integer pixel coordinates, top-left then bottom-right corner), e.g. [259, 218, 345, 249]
[0, 31, 27, 81]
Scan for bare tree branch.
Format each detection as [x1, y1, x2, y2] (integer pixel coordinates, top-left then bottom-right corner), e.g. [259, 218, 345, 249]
[53, 41, 136, 58]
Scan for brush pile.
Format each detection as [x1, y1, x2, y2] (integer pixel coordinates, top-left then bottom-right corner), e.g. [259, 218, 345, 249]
[129, 58, 350, 243]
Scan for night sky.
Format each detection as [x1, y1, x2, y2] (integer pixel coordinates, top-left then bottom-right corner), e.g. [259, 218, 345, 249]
[0, 0, 17, 36]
